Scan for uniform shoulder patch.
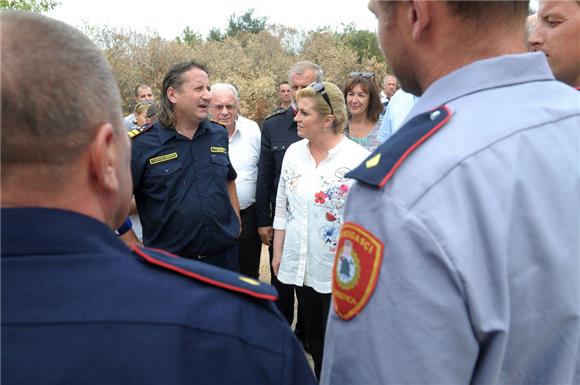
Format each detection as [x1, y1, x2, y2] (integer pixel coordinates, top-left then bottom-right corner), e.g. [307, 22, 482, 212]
[332, 222, 384, 320]
[132, 245, 278, 301]
[347, 105, 452, 188]
[263, 108, 286, 121]
[127, 124, 153, 139]
[210, 120, 227, 129]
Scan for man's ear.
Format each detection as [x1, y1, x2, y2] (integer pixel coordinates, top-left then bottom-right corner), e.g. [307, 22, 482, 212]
[167, 87, 178, 104]
[409, 0, 432, 41]
[88, 123, 119, 194]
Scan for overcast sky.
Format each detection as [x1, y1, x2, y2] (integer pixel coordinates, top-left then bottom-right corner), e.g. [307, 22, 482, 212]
[45, 0, 379, 40]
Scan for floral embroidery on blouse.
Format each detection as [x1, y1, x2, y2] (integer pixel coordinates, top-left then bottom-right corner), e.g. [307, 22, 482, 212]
[282, 166, 301, 222]
[314, 177, 351, 252]
[283, 166, 301, 195]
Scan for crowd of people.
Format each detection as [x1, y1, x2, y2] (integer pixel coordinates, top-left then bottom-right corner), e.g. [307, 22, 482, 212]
[2, 0, 579, 384]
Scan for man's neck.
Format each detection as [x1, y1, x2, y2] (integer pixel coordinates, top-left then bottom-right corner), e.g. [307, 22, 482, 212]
[227, 122, 236, 139]
[175, 119, 201, 140]
[417, 23, 527, 94]
[281, 102, 292, 109]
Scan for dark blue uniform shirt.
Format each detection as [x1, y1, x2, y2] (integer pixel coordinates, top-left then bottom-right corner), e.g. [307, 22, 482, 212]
[131, 120, 239, 258]
[1, 208, 317, 385]
[256, 107, 301, 227]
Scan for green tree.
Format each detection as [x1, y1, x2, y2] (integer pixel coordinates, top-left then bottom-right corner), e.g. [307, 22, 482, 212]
[337, 23, 383, 63]
[0, 0, 58, 12]
[225, 8, 266, 37]
[207, 27, 224, 42]
[177, 26, 202, 47]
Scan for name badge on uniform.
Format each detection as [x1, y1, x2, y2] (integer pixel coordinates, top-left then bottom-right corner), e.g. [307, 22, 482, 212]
[149, 152, 178, 165]
[210, 146, 227, 154]
[333, 222, 384, 320]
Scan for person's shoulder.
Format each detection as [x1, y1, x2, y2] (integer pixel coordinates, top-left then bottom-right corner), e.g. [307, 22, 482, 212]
[206, 119, 227, 132]
[284, 138, 307, 157]
[206, 120, 231, 138]
[128, 122, 157, 141]
[347, 105, 452, 189]
[132, 245, 278, 302]
[237, 115, 261, 135]
[267, 106, 287, 117]
[342, 137, 371, 158]
[263, 107, 291, 125]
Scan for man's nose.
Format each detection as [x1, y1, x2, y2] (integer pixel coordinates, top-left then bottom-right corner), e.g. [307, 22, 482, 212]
[528, 27, 543, 49]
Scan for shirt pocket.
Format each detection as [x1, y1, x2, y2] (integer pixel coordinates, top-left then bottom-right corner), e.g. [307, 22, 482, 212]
[271, 142, 291, 168]
[210, 154, 230, 167]
[271, 142, 290, 153]
[200, 154, 231, 186]
[143, 160, 185, 201]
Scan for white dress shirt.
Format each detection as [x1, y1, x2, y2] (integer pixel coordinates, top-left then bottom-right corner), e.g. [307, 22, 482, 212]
[273, 137, 369, 293]
[229, 115, 261, 210]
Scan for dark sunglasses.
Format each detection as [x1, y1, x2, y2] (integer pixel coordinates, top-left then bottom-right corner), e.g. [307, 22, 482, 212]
[349, 71, 375, 79]
[309, 82, 334, 115]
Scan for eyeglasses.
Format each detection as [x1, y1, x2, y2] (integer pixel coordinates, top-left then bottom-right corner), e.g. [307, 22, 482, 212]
[210, 104, 237, 111]
[309, 82, 334, 115]
[349, 71, 375, 79]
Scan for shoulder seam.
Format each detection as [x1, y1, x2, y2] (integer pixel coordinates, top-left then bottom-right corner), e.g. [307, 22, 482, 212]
[409, 112, 579, 209]
[132, 245, 278, 301]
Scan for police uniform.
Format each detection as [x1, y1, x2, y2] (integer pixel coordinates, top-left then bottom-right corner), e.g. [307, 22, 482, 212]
[256, 107, 301, 229]
[322, 53, 580, 384]
[1, 207, 317, 385]
[256, 107, 301, 323]
[131, 120, 240, 271]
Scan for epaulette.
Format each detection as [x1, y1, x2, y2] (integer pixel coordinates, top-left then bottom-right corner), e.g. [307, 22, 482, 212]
[131, 245, 278, 300]
[263, 108, 287, 121]
[347, 105, 452, 188]
[127, 124, 153, 139]
[209, 120, 228, 129]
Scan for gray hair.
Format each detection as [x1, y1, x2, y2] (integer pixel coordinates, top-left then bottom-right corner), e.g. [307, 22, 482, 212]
[288, 61, 324, 83]
[211, 83, 240, 101]
[383, 75, 397, 86]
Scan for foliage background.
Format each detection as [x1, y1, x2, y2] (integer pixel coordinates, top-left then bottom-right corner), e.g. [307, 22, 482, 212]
[82, 9, 391, 123]
[1, 3, 391, 123]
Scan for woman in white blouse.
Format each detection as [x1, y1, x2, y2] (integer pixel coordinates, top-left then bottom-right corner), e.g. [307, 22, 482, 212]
[272, 81, 369, 380]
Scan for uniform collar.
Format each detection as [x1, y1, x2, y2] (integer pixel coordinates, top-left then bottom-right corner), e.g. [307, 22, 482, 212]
[408, 52, 555, 121]
[1, 207, 128, 257]
[156, 120, 211, 144]
[286, 107, 297, 130]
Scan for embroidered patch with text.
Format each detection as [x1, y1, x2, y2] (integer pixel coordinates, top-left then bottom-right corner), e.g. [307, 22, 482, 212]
[149, 152, 178, 165]
[333, 222, 384, 320]
[210, 146, 227, 154]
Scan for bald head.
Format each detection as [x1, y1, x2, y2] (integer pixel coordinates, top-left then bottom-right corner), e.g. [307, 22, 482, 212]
[1, 11, 123, 166]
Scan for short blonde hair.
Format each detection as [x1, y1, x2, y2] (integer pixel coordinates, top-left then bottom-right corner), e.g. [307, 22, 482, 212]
[295, 82, 347, 134]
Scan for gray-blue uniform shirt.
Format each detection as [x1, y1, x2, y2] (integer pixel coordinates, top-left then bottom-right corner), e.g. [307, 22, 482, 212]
[322, 53, 580, 385]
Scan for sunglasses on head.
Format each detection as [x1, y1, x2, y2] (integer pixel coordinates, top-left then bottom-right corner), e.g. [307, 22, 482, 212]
[349, 71, 375, 79]
[309, 82, 334, 115]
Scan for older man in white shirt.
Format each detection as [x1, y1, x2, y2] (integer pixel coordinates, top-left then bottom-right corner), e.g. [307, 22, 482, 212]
[210, 83, 262, 278]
